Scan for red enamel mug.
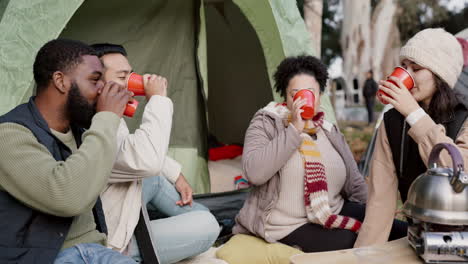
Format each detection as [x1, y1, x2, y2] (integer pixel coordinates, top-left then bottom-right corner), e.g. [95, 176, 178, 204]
[293, 89, 315, 120]
[378, 66, 415, 104]
[126, 72, 146, 96]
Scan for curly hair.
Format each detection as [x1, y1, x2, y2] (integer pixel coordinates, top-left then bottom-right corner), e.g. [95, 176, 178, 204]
[273, 55, 329, 98]
[33, 39, 96, 93]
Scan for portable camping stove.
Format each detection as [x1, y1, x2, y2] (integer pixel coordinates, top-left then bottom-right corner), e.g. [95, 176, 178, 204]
[407, 221, 468, 263]
[403, 143, 468, 263]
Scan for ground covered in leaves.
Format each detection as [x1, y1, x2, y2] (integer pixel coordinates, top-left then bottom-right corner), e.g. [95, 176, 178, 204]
[339, 120, 375, 162]
[339, 120, 406, 221]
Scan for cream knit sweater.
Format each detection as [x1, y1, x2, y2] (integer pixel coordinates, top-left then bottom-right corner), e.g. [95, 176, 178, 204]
[265, 129, 346, 241]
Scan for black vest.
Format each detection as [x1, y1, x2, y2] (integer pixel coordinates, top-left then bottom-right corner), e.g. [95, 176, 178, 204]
[384, 104, 468, 202]
[0, 98, 107, 264]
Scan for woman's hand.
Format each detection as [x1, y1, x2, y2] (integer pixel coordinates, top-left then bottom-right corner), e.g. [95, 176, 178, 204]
[291, 97, 307, 132]
[378, 76, 420, 117]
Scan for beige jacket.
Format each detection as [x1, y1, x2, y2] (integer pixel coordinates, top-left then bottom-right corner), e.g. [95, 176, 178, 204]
[101, 95, 182, 251]
[233, 103, 368, 242]
[355, 115, 468, 247]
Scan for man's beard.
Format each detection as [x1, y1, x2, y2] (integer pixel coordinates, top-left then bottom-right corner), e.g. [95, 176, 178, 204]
[66, 82, 96, 129]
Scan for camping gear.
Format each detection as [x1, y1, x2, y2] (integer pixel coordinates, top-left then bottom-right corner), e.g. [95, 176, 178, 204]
[388, 66, 414, 90]
[378, 66, 414, 104]
[208, 156, 243, 193]
[124, 73, 145, 117]
[208, 145, 243, 161]
[127, 72, 146, 96]
[293, 89, 315, 119]
[403, 143, 468, 263]
[134, 202, 161, 264]
[234, 175, 249, 190]
[0, 0, 336, 195]
[124, 99, 139, 117]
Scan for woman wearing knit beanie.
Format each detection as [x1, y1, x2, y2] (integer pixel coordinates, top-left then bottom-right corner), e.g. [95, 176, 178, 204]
[355, 28, 467, 247]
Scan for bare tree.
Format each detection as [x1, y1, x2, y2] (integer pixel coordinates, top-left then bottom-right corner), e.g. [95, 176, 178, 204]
[340, 0, 371, 105]
[371, 0, 399, 81]
[303, 0, 323, 56]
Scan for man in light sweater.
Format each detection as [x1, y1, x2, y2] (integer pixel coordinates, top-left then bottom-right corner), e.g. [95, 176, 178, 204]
[91, 43, 219, 264]
[0, 39, 135, 263]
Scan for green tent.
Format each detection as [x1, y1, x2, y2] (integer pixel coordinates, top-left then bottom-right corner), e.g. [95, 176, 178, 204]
[0, 0, 336, 194]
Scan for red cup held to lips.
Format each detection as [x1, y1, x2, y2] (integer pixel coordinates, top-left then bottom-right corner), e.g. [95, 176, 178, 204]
[293, 89, 316, 120]
[378, 66, 415, 104]
[126, 72, 146, 96]
[124, 99, 139, 117]
[123, 73, 146, 118]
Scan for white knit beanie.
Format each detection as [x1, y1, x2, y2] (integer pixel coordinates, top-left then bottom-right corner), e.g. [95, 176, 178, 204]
[400, 28, 463, 89]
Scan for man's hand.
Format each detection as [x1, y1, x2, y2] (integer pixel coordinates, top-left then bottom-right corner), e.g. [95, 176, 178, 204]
[96, 81, 133, 117]
[143, 74, 167, 100]
[175, 173, 193, 206]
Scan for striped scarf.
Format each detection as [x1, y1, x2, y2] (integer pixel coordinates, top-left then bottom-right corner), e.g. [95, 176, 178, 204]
[277, 104, 361, 232]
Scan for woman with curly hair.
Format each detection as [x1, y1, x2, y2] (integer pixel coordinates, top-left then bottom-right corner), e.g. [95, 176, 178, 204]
[232, 55, 405, 252]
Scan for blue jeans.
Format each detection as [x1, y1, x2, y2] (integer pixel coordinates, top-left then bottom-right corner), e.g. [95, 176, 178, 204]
[128, 176, 220, 264]
[54, 243, 136, 264]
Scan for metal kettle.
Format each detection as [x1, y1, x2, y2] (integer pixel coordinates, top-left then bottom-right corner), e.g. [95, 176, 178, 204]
[403, 143, 468, 225]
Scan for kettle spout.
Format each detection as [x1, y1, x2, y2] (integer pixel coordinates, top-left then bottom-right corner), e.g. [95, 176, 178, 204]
[451, 171, 468, 193]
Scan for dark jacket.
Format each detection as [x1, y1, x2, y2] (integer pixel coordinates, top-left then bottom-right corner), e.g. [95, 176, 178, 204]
[363, 78, 378, 99]
[0, 98, 107, 264]
[384, 104, 468, 202]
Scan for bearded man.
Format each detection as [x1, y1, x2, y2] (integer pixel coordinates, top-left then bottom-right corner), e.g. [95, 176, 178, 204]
[0, 39, 135, 264]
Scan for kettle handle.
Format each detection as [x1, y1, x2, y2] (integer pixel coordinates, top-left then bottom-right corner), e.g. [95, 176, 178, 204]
[428, 143, 464, 180]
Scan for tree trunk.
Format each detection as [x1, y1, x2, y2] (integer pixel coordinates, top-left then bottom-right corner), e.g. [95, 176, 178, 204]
[371, 0, 399, 81]
[303, 0, 323, 57]
[341, 0, 371, 105]
[340, 0, 400, 106]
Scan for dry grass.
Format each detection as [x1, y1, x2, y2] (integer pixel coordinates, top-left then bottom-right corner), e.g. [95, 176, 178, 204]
[339, 120, 407, 221]
[338, 120, 375, 162]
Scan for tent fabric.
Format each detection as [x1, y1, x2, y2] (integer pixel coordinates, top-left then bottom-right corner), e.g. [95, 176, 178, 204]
[235, 0, 337, 124]
[270, 0, 314, 57]
[232, 0, 285, 103]
[197, 0, 209, 101]
[0, 0, 83, 115]
[194, 190, 249, 238]
[59, 0, 211, 193]
[0, 0, 11, 21]
[0, 0, 336, 194]
[205, 1, 273, 144]
[268, 0, 337, 124]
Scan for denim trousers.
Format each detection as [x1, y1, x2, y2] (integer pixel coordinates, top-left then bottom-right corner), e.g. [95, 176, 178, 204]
[54, 243, 136, 264]
[128, 176, 220, 264]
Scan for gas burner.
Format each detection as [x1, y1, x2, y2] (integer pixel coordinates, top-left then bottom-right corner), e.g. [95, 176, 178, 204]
[402, 144, 468, 263]
[407, 222, 468, 263]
